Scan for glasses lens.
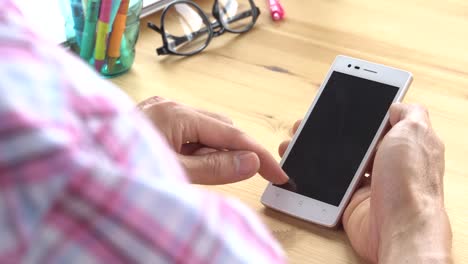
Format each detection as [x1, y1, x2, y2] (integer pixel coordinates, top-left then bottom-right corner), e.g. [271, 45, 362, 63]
[163, 3, 211, 55]
[218, 0, 255, 32]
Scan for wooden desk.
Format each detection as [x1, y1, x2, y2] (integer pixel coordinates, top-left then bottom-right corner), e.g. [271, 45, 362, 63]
[112, 0, 468, 262]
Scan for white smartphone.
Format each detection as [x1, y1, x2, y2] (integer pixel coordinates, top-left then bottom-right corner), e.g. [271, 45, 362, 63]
[261, 55, 413, 227]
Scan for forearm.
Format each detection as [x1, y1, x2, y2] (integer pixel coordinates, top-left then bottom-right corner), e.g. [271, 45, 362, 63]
[379, 208, 452, 264]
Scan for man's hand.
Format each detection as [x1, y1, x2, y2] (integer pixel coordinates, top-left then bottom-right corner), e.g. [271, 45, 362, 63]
[138, 96, 289, 185]
[279, 103, 452, 263]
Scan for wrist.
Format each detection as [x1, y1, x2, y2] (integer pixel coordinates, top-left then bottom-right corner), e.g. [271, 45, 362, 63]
[379, 206, 452, 264]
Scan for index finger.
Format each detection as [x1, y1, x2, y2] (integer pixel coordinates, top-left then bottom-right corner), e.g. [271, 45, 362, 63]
[290, 119, 302, 136]
[185, 113, 289, 184]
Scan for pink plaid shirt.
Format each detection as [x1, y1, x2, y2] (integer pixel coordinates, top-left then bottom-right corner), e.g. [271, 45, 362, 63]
[0, 1, 285, 263]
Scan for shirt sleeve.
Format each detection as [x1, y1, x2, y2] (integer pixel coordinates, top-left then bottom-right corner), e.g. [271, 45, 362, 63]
[0, 1, 286, 263]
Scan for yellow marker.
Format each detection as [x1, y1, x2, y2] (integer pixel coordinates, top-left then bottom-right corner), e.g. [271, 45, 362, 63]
[93, 0, 112, 71]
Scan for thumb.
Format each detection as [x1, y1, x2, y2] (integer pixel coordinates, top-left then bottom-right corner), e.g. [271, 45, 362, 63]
[389, 103, 430, 126]
[389, 102, 403, 126]
[179, 151, 260, 185]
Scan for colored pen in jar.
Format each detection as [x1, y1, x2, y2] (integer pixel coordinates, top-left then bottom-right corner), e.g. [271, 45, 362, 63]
[94, 0, 113, 72]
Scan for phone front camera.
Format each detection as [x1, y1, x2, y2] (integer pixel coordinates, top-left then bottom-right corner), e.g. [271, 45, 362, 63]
[348, 64, 351, 68]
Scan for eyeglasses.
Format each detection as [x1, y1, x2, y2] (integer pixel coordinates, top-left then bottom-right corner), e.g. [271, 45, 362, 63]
[147, 0, 261, 56]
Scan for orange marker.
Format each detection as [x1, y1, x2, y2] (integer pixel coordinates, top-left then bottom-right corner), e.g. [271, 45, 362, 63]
[107, 0, 130, 71]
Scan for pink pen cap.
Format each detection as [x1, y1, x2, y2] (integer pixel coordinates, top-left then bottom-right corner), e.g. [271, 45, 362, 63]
[95, 60, 105, 71]
[268, 0, 285, 21]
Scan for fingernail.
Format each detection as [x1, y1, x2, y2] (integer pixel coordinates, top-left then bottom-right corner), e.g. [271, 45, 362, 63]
[148, 96, 163, 103]
[281, 173, 290, 183]
[137, 96, 166, 110]
[235, 152, 259, 177]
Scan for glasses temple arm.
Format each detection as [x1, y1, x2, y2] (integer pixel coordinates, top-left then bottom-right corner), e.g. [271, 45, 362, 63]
[151, 8, 259, 51]
[220, 7, 260, 25]
[172, 8, 259, 47]
[147, 22, 163, 34]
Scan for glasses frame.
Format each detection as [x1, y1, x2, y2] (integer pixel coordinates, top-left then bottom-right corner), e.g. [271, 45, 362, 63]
[147, 0, 261, 56]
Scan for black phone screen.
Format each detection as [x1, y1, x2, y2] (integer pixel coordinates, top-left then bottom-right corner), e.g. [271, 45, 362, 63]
[277, 71, 399, 206]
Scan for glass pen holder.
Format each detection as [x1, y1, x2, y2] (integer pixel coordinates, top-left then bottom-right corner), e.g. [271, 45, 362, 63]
[61, 0, 143, 77]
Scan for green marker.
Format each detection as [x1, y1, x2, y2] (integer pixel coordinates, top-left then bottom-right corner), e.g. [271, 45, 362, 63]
[80, 0, 100, 61]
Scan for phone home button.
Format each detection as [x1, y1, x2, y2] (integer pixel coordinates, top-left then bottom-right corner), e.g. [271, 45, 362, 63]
[298, 200, 303, 206]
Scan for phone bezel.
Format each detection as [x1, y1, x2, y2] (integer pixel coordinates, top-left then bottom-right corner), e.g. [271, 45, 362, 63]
[261, 55, 413, 227]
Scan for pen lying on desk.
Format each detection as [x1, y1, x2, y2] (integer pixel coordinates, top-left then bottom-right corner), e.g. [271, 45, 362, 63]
[268, 0, 285, 21]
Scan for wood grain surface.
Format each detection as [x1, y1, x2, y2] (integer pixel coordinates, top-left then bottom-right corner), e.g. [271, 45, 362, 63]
[112, 0, 468, 262]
